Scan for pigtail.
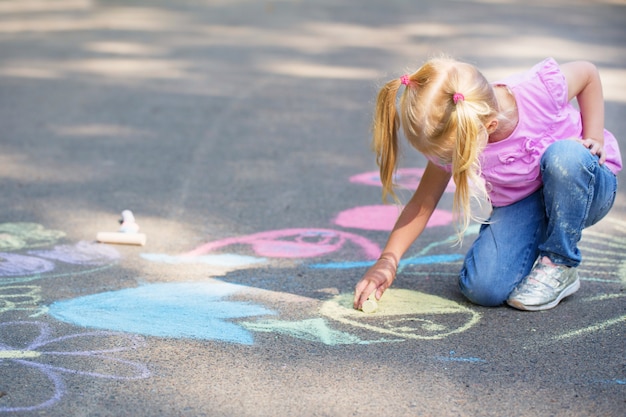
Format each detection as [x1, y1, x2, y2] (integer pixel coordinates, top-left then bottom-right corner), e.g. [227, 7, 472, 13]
[450, 93, 489, 240]
[372, 79, 402, 203]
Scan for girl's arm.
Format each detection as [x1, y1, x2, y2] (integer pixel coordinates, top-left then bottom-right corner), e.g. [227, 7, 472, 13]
[353, 162, 452, 309]
[560, 61, 606, 163]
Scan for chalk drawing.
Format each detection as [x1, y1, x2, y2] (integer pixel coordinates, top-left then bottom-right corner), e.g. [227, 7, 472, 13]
[0, 321, 150, 413]
[349, 168, 456, 193]
[0, 285, 46, 317]
[553, 314, 626, 341]
[48, 282, 276, 344]
[184, 228, 381, 260]
[310, 254, 463, 270]
[1, 241, 119, 285]
[29, 241, 121, 265]
[0, 253, 55, 277]
[436, 351, 486, 363]
[1, 265, 115, 286]
[310, 227, 475, 270]
[319, 289, 480, 340]
[579, 217, 626, 285]
[333, 205, 453, 231]
[241, 317, 401, 345]
[595, 379, 626, 385]
[0, 223, 65, 251]
[140, 253, 266, 267]
[541, 217, 626, 342]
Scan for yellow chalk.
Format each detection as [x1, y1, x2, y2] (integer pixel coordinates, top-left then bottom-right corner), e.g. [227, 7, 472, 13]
[361, 293, 378, 313]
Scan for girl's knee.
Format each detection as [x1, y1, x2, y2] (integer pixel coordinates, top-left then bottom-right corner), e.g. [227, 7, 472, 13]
[459, 268, 510, 307]
[541, 140, 594, 178]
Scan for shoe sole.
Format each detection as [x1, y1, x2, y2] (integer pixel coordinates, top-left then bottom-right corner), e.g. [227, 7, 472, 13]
[507, 279, 580, 311]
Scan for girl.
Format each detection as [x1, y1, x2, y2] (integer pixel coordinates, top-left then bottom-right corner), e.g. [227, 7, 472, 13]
[353, 57, 622, 311]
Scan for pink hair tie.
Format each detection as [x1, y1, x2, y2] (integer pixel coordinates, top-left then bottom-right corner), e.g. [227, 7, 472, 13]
[453, 92, 465, 104]
[400, 74, 411, 86]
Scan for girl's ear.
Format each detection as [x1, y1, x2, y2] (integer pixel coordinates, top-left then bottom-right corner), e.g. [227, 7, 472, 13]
[486, 118, 498, 134]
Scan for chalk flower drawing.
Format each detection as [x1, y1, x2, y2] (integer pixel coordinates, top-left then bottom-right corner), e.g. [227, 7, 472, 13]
[0, 321, 150, 413]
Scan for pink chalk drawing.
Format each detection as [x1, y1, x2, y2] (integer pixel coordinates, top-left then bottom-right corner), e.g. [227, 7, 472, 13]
[184, 228, 381, 260]
[333, 205, 454, 231]
[350, 168, 456, 192]
[0, 321, 150, 413]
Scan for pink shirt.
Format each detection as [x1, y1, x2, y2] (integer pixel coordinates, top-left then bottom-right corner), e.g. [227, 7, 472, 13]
[480, 58, 622, 206]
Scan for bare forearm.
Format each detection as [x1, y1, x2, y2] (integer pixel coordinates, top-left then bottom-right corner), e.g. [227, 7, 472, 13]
[578, 65, 605, 144]
[562, 61, 605, 144]
[381, 198, 434, 261]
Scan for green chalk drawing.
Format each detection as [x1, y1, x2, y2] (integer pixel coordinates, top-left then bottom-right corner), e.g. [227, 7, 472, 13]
[0, 285, 46, 316]
[320, 289, 481, 340]
[241, 318, 400, 345]
[579, 217, 626, 285]
[0, 223, 65, 251]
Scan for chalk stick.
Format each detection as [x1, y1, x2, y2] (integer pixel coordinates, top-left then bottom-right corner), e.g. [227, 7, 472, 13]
[361, 293, 378, 313]
[96, 232, 147, 246]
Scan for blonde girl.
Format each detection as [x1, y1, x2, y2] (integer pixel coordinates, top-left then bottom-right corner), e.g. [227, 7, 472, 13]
[354, 57, 621, 311]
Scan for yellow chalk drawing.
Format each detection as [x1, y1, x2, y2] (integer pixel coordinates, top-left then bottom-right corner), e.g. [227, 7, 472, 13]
[0, 285, 46, 316]
[553, 315, 626, 341]
[319, 289, 481, 340]
[0, 350, 42, 359]
[0, 223, 65, 251]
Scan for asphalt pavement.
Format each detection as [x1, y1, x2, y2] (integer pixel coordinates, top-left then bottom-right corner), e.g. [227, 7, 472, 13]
[0, 0, 625, 416]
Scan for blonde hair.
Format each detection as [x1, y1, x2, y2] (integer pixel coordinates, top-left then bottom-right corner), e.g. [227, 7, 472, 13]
[372, 57, 499, 238]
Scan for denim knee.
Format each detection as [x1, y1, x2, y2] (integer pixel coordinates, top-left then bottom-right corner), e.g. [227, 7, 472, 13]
[541, 140, 594, 182]
[459, 265, 511, 307]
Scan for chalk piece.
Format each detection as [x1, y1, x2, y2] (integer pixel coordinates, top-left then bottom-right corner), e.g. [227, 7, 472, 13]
[361, 293, 378, 313]
[97, 232, 146, 246]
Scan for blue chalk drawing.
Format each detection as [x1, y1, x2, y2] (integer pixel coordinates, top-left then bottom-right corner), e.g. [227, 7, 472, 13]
[435, 351, 486, 363]
[310, 254, 463, 270]
[48, 282, 276, 345]
[309, 226, 477, 271]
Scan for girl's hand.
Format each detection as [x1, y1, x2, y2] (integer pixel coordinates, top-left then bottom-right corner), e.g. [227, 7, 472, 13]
[577, 137, 606, 164]
[353, 253, 398, 310]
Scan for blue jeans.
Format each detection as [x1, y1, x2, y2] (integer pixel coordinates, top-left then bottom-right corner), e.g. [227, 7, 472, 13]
[459, 140, 618, 306]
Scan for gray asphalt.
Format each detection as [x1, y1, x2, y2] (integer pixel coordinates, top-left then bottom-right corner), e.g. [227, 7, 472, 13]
[1, 1, 625, 416]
